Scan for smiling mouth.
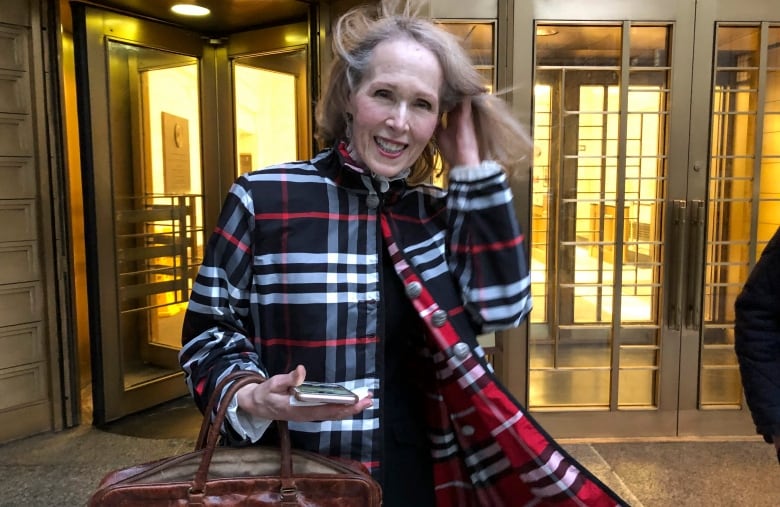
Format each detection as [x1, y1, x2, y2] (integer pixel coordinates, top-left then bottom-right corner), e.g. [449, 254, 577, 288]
[375, 137, 406, 155]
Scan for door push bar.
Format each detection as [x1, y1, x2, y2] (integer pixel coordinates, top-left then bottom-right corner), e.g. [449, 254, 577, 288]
[667, 199, 705, 331]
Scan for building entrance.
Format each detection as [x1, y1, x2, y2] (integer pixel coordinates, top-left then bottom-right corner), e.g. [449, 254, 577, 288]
[500, 0, 780, 438]
[71, 5, 311, 423]
[66, 0, 780, 439]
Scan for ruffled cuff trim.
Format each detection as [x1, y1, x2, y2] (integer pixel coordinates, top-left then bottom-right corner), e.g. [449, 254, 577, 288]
[449, 160, 502, 182]
[226, 392, 272, 443]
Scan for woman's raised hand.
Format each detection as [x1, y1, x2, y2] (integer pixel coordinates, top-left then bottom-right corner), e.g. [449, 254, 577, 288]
[235, 364, 373, 422]
[436, 96, 481, 168]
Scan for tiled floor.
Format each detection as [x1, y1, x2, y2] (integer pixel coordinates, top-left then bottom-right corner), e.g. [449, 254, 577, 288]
[0, 396, 778, 506]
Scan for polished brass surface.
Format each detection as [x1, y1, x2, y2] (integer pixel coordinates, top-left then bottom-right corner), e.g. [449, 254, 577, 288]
[530, 22, 669, 412]
[514, 0, 777, 440]
[701, 22, 780, 410]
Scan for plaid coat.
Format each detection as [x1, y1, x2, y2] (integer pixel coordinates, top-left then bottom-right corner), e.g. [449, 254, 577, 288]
[180, 147, 625, 506]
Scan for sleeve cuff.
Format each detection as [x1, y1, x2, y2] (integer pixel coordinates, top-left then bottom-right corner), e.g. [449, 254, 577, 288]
[226, 392, 272, 443]
[449, 160, 502, 182]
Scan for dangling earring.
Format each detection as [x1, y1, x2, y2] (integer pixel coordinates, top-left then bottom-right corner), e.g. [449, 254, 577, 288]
[344, 112, 353, 141]
[429, 137, 444, 179]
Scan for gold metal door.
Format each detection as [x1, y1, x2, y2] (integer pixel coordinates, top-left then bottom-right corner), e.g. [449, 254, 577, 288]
[72, 5, 209, 423]
[680, 0, 780, 436]
[509, 0, 778, 438]
[72, 5, 314, 423]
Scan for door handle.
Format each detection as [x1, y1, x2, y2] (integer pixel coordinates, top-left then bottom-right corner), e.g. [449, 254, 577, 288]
[685, 200, 706, 330]
[667, 200, 687, 330]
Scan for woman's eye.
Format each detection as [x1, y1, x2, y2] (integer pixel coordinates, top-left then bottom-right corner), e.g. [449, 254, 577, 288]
[415, 99, 433, 111]
[374, 89, 392, 99]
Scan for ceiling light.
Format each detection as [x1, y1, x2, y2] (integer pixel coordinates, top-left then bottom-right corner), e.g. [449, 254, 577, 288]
[171, 4, 210, 17]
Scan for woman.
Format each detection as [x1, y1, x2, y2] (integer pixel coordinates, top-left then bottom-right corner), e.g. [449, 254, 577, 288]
[180, 1, 624, 505]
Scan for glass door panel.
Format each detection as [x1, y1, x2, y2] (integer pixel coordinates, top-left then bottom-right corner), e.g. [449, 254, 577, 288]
[692, 21, 780, 424]
[226, 23, 311, 178]
[108, 41, 204, 401]
[235, 64, 296, 172]
[114, 48, 204, 385]
[678, 3, 779, 436]
[437, 21, 496, 93]
[233, 49, 307, 175]
[530, 23, 669, 414]
[517, 0, 776, 439]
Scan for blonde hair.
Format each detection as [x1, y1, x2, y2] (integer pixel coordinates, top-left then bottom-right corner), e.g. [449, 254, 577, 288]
[315, 0, 531, 183]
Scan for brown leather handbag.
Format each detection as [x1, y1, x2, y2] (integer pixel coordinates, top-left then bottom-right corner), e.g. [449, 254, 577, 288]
[88, 371, 382, 506]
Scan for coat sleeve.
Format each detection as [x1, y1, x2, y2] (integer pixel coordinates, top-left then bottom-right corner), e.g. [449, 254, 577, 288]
[179, 177, 267, 415]
[734, 226, 780, 441]
[446, 161, 532, 332]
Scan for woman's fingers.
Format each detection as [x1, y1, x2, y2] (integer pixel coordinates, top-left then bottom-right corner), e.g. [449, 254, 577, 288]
[437, 97, 480, 167]
[286, 393, 373, 422]
[264, 364, 305, 394]
[236, 365, 304, 419]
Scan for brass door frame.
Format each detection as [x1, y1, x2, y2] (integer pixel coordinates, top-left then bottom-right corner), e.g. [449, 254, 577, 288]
[72, 4, 214, 423]
[71, 3, 315, 424]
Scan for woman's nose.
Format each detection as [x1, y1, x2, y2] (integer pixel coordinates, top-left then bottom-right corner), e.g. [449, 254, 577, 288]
[386, 103, 410, 131]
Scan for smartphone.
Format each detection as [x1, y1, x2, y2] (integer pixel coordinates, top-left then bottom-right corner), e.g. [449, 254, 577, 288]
[291, 381, 359, 405]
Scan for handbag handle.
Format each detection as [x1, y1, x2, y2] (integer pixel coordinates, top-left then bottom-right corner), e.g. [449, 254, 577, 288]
[194, 369, 258, 450]
[189, 371, 296, 502]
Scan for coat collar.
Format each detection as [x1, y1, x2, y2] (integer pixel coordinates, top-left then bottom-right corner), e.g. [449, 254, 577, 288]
[318, 142, 409, 204]
[338, 142, 409, 189]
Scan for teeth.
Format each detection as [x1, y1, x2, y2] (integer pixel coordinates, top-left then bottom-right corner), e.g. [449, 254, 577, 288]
[375, 137, 405, 154]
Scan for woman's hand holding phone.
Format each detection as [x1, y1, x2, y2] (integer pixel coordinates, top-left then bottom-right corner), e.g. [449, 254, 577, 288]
[235, 364, 372, 422]
[290, 381, 359, 405]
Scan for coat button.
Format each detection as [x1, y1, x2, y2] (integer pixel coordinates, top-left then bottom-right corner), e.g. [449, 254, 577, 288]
[431, 309, 448, 327]
[461, 425, 475, 436]
[453, 342, 470, 359]
[405, 281, 422, 298]
[366, 194, 380, 209]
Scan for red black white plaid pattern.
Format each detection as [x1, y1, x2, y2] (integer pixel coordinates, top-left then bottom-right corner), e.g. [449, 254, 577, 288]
[180, 148, 625, 505]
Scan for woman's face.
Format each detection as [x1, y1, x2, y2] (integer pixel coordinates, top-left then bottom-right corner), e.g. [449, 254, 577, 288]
[346, 37, 443, 178]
